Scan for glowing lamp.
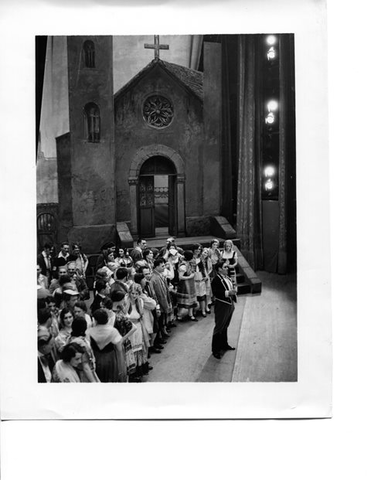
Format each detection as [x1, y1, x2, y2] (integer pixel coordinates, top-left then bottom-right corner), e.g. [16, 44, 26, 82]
[267, 100, 278, 112]
[265, 179, 274, 191]
[264, 166, 275, 177]
[267, 46, 276, 60]
[267, 35, 276, 46]
[265, 112, 275, 124]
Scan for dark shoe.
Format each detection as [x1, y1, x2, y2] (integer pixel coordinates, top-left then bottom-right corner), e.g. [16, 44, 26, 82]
[162, 331, 170, 338]
[206, 309, 211, 314]
[201, 312, 207, 317]
[225, 345, 236, 351]
[190, 316, 198, 322]
[154, 344, 164, 350]
[152, 348, 162, 353]
[158, 339, 167, 344]
[213, 352, 221, 359]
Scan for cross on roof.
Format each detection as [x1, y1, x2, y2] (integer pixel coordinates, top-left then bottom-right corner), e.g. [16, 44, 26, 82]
[144, 35, 169, 60]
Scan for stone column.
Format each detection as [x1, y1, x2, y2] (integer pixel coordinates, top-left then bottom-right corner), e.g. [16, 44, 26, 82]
[177, 175, 186, 236]
[129, 177, 138, 236]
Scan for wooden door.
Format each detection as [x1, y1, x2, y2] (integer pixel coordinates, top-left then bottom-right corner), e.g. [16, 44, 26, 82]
[139, 176, 155, 237]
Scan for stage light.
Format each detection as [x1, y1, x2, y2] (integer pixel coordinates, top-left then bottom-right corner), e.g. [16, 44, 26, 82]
[264, 166, 275, 177]
[267, 100, 278, 112]
[265, 112, 275, 124]
[267, 46, 276, 60]
[267, 35, 276, 46]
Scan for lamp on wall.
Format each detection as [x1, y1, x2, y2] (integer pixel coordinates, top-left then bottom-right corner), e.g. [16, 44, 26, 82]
[264, 178, 275, 191]
[267, 46, 276, 60]
[265, 100, 278, 124]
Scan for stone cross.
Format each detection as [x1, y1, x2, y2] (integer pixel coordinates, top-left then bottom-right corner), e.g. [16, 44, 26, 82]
[144, 35, 169, 60]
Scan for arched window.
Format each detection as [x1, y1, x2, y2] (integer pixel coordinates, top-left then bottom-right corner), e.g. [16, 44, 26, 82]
[84, 103, 100, 143]
[83, 40, 95, 68]
[37, 213, 56, 251]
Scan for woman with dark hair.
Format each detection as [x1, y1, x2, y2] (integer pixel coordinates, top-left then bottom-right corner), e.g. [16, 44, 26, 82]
[194, 247, 212, 317]
[68, 316, 100, 382]
[115, 248, 134, 269]
[176, 250, 197, 321]
[52, 343, 85, 382]
[142, 248, 155, 272]
[55, 307, 75, 353]
[70, 243, 89, 278]
[85, 308, 126, 382]
[73, 300, 93, 328]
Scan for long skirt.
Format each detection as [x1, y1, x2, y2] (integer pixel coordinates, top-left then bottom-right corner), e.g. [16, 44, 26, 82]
[177, 278, 197, 309]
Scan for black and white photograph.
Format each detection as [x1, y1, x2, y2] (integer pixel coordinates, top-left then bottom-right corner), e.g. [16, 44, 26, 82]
[35, 33, 297, 385]
[3, 0, 371, 478]
[1, 0, 334, 423]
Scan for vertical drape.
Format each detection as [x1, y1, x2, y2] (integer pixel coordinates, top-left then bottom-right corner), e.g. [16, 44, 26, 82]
[236, 35, 263, 270]
[277, 35, 296, 274]
[220, 38, 233, 221]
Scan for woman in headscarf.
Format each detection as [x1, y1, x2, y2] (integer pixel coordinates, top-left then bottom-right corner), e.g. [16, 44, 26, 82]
[85, 308, 126, 382]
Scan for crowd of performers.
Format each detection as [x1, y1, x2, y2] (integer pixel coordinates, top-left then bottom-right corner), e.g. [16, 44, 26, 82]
[37, 237, 238, 383]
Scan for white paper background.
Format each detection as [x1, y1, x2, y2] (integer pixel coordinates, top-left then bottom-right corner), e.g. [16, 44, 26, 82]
[2, 0, 370, 475]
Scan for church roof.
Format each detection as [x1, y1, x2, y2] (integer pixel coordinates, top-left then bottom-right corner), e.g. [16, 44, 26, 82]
[114, 58, 203, 102]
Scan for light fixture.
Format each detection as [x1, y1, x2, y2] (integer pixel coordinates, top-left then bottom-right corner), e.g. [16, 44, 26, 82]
[267, 35, 276, 46]
[267, 46, 276, 60]
[265, 112, 275, 124]
[264, 179, 274, 191]
[264, 166, 275, 177]
[267, 100, 278, 111]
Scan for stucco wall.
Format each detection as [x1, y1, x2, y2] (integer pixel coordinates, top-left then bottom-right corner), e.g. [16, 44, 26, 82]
[67, 36, 116, 226]
[114, 64, 204, 229]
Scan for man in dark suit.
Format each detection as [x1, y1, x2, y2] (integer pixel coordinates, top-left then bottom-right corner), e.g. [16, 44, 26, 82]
[37, 326, 56, 382]
[149, 257, 172, 348]
[37, 243, 53, 281]
[211, 260, 238, 359]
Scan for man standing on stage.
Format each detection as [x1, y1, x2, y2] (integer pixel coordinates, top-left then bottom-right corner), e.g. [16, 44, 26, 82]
[211, 260, 238, 359]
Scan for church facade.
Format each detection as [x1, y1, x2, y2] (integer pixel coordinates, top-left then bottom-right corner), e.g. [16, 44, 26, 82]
[37, 34, 297, 274]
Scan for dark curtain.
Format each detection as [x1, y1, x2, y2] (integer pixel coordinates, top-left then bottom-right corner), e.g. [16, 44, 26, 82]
[277, 35, 297, 274]
[236, 35, 263, 271]
[220, 38, 233, 222]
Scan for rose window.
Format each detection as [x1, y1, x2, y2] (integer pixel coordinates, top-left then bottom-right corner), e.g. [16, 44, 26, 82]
[143, 95, 174, 128]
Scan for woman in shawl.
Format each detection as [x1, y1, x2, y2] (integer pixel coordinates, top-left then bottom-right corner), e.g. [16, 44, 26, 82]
[68, 316, 100, 382]
[85, 308, 126, 382]
[52, 343, 85, 383]
[176, 250, 197, 321]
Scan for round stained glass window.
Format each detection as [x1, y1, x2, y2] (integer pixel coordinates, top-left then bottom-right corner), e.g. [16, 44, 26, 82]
[143, 95, 174, 128]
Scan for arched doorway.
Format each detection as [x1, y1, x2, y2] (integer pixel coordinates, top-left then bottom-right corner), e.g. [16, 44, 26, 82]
[139, 156, 177, 237]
